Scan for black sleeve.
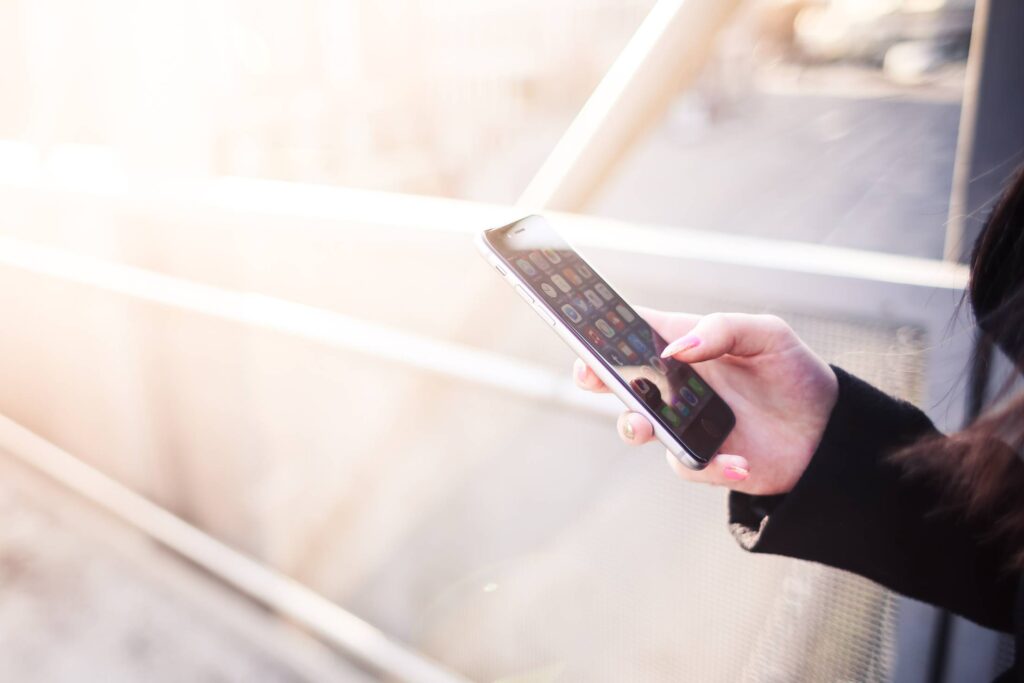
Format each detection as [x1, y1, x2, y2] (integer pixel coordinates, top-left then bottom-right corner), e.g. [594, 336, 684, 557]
[729, 366, 1019, 633]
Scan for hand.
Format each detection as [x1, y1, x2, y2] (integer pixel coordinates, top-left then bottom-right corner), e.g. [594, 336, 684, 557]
[573, 309, 838, 495]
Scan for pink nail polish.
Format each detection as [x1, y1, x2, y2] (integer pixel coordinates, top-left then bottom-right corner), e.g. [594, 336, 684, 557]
[723, 466, 749, 481]
[661, 334, 700, 358]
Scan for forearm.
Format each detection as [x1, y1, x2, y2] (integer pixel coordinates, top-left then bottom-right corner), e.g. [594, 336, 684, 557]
[729, 366, 1018, 632]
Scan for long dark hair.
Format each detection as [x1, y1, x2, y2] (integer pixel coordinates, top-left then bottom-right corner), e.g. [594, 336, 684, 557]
[895, 167, 1024, 565]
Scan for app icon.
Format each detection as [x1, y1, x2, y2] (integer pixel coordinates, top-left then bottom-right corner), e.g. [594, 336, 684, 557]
[687, 376, 707, 397]
[529, 251, 551, 271]
[595, 283, 614, 301]
[542, 248, 562, 264]
[616, 304, 636, 323]
[631, 377, 659, 402]
[540, 282, 558, 299]
[605, 311, 626, 331]
[660, 405, 682, 427]
[605, 349, 625, 366]
[516, 259, 537, 277]
[627, 332, 649, 355]
[595, 319, 615, 338]
[673, 401, 691, 418]
[680, 387, 699, 406]
[648, 356, 668, 374]
[584, 289, 604, 309]
[552, 274, 572, 292]
[575, 263, 594, 279]
[563, 267, 583, 287]
[584, 326, 606, 347]
[561, 304, 583, 324]
[617, 341, 637, 360]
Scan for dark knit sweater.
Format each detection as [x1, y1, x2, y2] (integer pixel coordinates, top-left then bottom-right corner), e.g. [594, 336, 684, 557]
[729, 367, 1022, 682]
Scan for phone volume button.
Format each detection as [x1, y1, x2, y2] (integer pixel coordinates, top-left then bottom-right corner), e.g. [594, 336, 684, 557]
[535, 306, 556, 326]
[513, 284, 534, 304]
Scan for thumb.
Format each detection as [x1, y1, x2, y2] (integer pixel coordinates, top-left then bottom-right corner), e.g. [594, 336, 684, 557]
[660, 312, 790, 363]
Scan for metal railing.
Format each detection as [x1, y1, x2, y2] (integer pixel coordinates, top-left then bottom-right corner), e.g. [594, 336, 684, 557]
[0, 174, 975, 682]
[0, 412, 469, 683]
[0, 0, 986, 677]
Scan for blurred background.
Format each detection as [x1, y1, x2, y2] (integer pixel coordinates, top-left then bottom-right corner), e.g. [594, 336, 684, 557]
[0, 0, 1017, 681]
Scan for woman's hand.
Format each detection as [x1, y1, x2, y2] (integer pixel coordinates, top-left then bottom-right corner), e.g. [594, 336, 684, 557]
[573, 309, 838, 496]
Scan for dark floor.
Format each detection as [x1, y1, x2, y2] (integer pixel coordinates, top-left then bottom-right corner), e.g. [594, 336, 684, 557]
[0, 453, 369, 683]
[466, 63, 964, 261]
[593, 87, 961, 259]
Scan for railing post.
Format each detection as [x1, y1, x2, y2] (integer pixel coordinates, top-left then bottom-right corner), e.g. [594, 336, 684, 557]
[517, 0, 741, 212]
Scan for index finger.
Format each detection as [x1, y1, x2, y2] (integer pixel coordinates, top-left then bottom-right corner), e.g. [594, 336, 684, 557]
[634, 308, 702, 344]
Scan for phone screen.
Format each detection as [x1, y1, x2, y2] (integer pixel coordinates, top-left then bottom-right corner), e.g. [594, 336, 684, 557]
[486, 217, 734, 463]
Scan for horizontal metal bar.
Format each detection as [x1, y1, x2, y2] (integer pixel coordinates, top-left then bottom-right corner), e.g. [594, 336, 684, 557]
[0, 234, 615, 418]
[0, 171, 968, 291]
[0, 222, 972, 436]
[0, 413, 470, 683]
[557, 215, 968, 291]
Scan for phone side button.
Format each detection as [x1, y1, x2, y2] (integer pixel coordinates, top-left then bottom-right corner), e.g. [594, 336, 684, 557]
[513, 284, 534, 304]
[535, 306, 556, 326]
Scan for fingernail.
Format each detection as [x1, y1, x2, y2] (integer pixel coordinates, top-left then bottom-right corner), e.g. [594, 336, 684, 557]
[723, 465, 749, 481]
[661, 334, 700, 358]
[575, 361, 586, 382]
[622, 420, 635, 441]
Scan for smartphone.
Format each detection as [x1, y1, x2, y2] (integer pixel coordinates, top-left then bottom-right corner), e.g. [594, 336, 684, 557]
[477, 215, 735, 469]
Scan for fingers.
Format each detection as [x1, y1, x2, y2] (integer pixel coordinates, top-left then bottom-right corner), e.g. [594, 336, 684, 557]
[634, 307, 701, 343]
[616, 412, 655, 445]
[571, 309, 706, 391]
[612, 408, 751, 490]
[660, 313, 791, 363]
[665, 451, 750, 487]
[573, 358, 609, 393]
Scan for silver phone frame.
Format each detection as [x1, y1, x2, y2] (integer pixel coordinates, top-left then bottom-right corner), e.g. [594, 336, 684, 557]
[475, 222, 708, 470]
